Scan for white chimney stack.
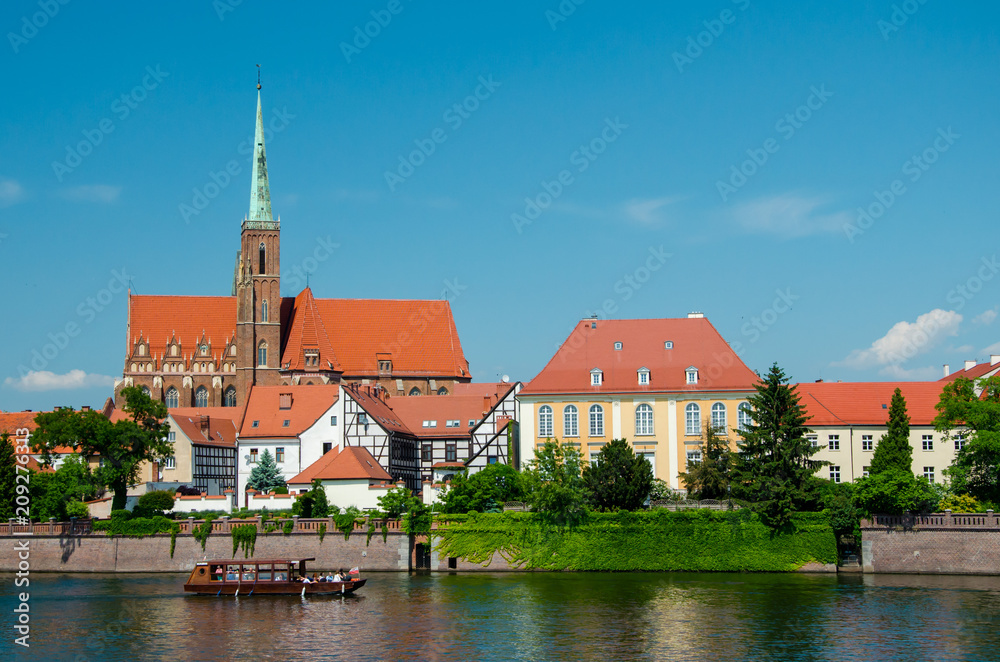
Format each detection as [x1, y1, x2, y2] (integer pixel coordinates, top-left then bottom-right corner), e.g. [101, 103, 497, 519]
[964, 360, 977, 371]
[943, 364, 950, 378]
[688, 311, 705, 319]
[992, 355, 1000, 366]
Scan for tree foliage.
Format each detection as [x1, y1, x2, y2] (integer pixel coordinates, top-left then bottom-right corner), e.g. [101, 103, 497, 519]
[31, 387, 172, 510]
[523, 441, 587, 527]
[678, 425, 732, 500]
[439, 463, 525, 514]
[852, 468, 937, 516]
[28, 455, 100, 521]
[247, 449, 286, 494]
[730, 363, 825, 527]
[869, 387, 913, 475]
[935, 375, 1000, 504]
[377, 485, 414, 518]
[582, 438, 653, 511]
[293, 479, 331, 518]
[0, 432, 16, 521]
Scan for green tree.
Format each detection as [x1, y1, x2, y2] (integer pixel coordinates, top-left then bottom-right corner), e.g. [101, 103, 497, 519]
[678, 425, 732, 500]
[31, 387, 172, 510]
[523, 441, 587, 527]
[134, 489, 175, 517]
[28, 455, 99, 521]
[581, 438, 653, 511]
[935, 375, 1000, 504]
[377, 485, 413, 518]
[853, 468, 937, 516]
[0, 432, 16, 521]
[247, 449, 286, 494]
[439, 463, 525, 514]
[730, 363, 825, 527]
[294, 479, 331, 518]
[868, 387, 913, 475]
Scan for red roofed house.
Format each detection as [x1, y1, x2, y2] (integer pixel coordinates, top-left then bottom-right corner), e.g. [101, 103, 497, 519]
[796, 380, 958, 485]
[115, 87, 471, 412]
[940, 355, 1000, 386]
[164, 408, 238, 500]
[0, 409, 90, 472]
[286, 445, 393, 511]
[517, 314, 758, 490]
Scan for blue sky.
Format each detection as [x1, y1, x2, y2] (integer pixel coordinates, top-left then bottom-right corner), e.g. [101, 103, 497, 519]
[2, 1, 999, 411]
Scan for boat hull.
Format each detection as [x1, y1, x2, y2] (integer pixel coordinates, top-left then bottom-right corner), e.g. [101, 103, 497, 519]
[184, 578, 366, 596]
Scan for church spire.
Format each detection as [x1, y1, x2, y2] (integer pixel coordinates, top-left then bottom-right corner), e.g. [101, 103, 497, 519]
[248, 85, 272, 222]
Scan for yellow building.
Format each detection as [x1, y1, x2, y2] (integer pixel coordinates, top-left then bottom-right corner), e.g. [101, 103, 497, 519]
[517, 314, 757, 489]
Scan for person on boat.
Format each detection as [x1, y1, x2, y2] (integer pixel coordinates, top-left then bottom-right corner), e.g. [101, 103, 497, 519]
[324, 572, 334, 582]
[301, 574, 312, 584]
[332, 570, 342, 582]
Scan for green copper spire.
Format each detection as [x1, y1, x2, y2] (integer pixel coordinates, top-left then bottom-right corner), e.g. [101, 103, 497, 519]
[248, 90, 273, 222]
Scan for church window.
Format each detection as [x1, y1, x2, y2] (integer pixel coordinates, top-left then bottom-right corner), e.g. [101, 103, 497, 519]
[208, 363, 215, 372]
[258, 341, 268, 367]
[259, 242, 266, 274]
[262, 300, 269, 322]
[437, 387, 449, 395]
[195, 387, 209, 408]
[141, 386, 151, 397]
[224, 387, 237, 407]
[230, 346, 236, 356]
[165, 388, 179, 408]
[138, 344, 146, 356]
[131, 363, 136, 372]
[408, 387, 422, 396]
[171, 345, 178, 357]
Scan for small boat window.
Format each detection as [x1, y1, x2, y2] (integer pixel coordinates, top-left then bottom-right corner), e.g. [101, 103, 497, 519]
[258, 571, 272, 581]
[211, 565, 224, 582]
[226, 565, 240, 581]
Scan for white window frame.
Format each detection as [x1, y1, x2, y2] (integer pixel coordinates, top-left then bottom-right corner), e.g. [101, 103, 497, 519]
[922, 435, 934, 451]
[737, 402, 752, 432]
[563, 405, 579, 437]
[828, 434, 840, 451]
[589, 404, 604, 437]
[861, 434, 873, 452]
[635, 404, 654, 436]
[163, 456, 176, 470]
[830, 465, 841, 483]
[538, 405, 553, 437]
[923, 466, 935, 483]
[711, 402, 727, 433]
[684, 403, 700, 436]
[590, 369, 603, 386]
[686, 367, 698, 384]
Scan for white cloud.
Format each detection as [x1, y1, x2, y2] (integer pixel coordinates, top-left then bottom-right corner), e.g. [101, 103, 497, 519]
[622, 197, 680, 225]
[0, 178, 25, 207]
[4, 370, 115, 392]
[59, 185, 122, 203]
[974, 308, 998, 326]
[730, 194, 851, 238]
[837, 309, 963, 370]
[982, 341, 1000, 356]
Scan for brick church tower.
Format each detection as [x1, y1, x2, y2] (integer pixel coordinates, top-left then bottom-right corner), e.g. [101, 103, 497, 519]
[236, 84, 282, 401]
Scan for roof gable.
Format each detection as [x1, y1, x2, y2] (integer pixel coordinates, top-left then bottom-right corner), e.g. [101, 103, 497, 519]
[280, 288, 342, 372]
[128, 295, 236, 366]
[289, 445, 392, 484]
[240, 385, 339, 438]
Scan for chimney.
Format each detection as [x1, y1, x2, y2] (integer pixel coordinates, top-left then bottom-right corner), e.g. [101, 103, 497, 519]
[483, 396, 491, 416]
[964, 360, 977, 371]
[688, 311, 705, 319]
[943, 364, 950, 378]
[992, 355, 1000, 366]
[81, 406, 91, 412]
[200, 415, 210, 434]
[279, 393, 293, 409]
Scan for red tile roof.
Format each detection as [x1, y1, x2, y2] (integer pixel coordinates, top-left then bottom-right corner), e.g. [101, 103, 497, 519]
[239, 385, 339, 438]
[940, 361, 1000, 382]
[171, 413, 238, 448]
[452, 382, 515, 397]
[280, 288, 342, 372]
[128, 295, 236, 363]
[388, 386, 515, 439]
[288, 445, 392, 484]
[1, 411, 79, 455]
[795, 381, 945, 426]
[520, 318, 758, 395]
[343, 385, 411, 435]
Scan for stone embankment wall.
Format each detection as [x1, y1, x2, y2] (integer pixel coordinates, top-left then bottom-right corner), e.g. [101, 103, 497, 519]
[861, 513, 1000, 575]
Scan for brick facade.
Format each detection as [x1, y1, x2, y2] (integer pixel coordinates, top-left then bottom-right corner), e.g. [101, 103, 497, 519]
[861, 513, 1000, 574]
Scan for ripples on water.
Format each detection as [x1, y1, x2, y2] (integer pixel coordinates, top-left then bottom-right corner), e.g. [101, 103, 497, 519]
[2, 571, 1000, 661]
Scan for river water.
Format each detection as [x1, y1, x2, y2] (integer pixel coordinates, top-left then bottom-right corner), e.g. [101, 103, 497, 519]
[3, 571, 1000, 661]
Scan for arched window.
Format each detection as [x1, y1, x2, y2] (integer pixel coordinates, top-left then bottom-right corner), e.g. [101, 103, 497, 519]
[195, 387, 209, 408]
[635, 404, 654, 436]
[141, 386, 151, 397]
[589, 404, 604, 437]
[563, 405, 578, 437]
[258, 341, 267, 367]
[685, 403, 701, 436]
[738, 402, 753, 432]
[437, 387, 449, 395]
[165, 387, 179, 408]
[200, 344, 208, 356]
[224, 387, 237, 407]
[259, 242, 266, 274]
[711, 403, 727, 433]
[538, 405, 553, 437]
[138, 344, 146, 356]
[408, 387, 422, 396]
[262, 300, 268, 323]
[171, 345, 178, 357]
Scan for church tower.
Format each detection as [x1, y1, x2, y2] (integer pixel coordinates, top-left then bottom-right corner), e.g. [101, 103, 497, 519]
[236, 83, 282, 401]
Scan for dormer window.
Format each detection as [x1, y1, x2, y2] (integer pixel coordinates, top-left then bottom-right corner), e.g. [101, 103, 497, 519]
[200, 344, 208, 356]
[279, 393, 292, 410]
[171, 344, 179, 357]
[305, 350, 319, 367]
[614, 342, 623, 351]
[637, 367, 650, 385]
[138, 344, 146, 356]
[686, 366, 698, 385]
[665, 341, 673, 350]
[378, 359, 392, 373]
[590, 368, 603, 386]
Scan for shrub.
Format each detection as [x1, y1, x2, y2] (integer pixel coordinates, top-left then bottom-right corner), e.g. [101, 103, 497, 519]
[175, 485, 201, 496]
[938, 493, 983, 513]
[65, 500, 90, 519]
[282, 519, 294, 535]
[139, 490, 176, 512]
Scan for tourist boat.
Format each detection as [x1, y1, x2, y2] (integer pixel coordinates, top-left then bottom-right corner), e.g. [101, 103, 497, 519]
[183, 558, 366, 596]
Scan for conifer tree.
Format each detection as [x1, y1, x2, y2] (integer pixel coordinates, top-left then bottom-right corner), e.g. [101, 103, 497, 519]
[248, 450, 286, 493]
[730, 363, 825, 526]
[868, 387, 912, 475]
[0, 432, 16, 521]
[678, 424, 731, 500]
[582, 438, 653, 511]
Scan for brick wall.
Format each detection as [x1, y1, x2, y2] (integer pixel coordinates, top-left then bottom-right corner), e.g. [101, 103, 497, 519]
[861, 513, 1000, 574]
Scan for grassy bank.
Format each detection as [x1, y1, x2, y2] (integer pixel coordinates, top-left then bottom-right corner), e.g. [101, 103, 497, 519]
[435, 510, 837, 571]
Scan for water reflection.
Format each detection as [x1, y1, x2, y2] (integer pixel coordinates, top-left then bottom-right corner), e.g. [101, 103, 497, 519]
[2, 571, 1000, 661]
